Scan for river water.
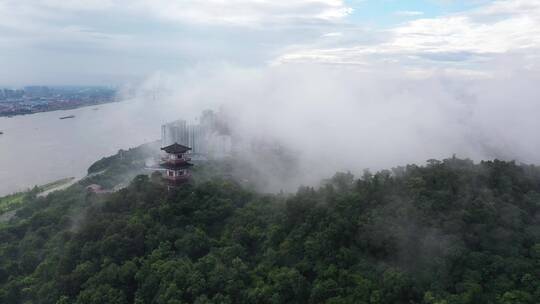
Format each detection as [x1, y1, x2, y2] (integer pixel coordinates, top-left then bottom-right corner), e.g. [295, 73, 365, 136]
[0, 99, 180, 196]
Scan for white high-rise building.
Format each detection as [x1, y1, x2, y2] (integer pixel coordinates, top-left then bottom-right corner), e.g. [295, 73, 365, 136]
[161, 111, 232, 159]
[161, 120, 187, 148]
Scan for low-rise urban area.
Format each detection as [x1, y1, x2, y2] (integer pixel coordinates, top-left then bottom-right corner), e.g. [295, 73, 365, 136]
[0, 86, 117, 117]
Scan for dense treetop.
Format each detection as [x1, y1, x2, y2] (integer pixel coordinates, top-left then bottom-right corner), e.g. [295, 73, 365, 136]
[1, 156, 539, 303]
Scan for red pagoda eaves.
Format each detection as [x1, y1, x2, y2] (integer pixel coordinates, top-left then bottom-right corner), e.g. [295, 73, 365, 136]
[160, 142, 194, 187]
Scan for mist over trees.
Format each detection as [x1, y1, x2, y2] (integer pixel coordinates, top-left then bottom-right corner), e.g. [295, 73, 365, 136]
[1, 156, 539, 303]
[132, 65, 540, 188]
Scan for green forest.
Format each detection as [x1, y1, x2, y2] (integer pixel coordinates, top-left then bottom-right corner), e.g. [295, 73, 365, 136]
[1, 156, 539, 303]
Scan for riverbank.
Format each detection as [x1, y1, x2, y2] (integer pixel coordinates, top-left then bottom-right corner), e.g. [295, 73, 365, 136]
[0, 142, 159, 222]
[0, 97, 172, 196]
[37, 177, 78, 197]
[0, 86, 117, 118]
[0, 177, 75, 217]
[0, 99, 118, 118]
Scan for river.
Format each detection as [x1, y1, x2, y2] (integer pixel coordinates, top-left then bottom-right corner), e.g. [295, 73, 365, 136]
[0, 98, 181, 196]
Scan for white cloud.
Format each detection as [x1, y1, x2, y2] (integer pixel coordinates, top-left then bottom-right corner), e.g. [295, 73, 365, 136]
[0, 0, 353, 51]
[275, 0, 540, 71]
[477, 0, 540, 16]
[0, 0, 354, 84]
[2, 0, 539, 84]
[4, 0, 353, 26]
[322, 32, 344, 37]
[131, 0, 353, 26]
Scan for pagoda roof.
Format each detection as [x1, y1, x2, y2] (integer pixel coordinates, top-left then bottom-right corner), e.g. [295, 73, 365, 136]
[160, 162, 194, 170]
[161, 142, 191, 154]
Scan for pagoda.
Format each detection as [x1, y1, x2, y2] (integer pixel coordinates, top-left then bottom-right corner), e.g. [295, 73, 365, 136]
[160, 142, 194, 187]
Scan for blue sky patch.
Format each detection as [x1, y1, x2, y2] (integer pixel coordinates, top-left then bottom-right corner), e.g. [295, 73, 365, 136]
[346, 0, 493, 28]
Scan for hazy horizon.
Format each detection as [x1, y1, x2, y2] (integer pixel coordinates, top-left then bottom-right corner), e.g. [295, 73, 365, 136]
[2, 0, 540, 192]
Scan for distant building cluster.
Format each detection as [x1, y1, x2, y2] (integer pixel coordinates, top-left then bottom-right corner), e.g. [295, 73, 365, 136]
[0, 86, 117, 117]
[161, 110, 233, 159]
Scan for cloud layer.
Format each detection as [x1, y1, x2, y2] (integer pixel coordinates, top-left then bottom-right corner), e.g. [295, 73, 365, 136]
[276, 0, 540, 74]
[2, 0, 540, 84]
[0, 0, 352, 32]
[0, 0, 353, 85]
[136, 62, 540, 190]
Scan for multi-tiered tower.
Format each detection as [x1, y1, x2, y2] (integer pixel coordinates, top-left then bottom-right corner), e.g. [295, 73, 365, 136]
[160, 143, 193, 187]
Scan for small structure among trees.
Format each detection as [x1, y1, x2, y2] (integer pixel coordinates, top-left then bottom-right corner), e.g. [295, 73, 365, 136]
[160, 143, 194, 188]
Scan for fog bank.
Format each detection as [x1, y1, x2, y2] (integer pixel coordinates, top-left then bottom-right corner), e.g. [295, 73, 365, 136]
[131, 63, 540, 190]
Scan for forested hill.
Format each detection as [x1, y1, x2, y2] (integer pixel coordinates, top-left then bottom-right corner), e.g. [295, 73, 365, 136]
[1, 157, 540, 304]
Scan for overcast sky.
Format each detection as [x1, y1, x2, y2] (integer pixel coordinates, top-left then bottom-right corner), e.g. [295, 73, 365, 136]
[1, 0, 539, 86]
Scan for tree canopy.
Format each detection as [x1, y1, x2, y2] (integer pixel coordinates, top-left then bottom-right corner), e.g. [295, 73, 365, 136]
[1, 157, 539, 303]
